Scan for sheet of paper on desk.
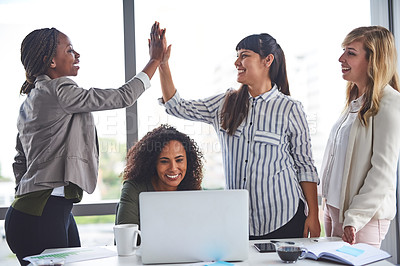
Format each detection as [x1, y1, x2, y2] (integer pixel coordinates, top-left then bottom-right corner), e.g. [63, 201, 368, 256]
[23, 246, 117, 264]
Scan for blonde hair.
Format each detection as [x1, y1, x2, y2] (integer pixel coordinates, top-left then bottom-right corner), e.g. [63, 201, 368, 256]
[342, 26, 399, 126]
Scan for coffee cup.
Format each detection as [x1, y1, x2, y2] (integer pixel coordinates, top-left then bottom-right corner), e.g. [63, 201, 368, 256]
[113, 224, 141, 256]
[276, 245, 307, 263]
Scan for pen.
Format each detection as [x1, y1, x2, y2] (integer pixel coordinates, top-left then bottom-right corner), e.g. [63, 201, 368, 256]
[270, 240, 296, 245]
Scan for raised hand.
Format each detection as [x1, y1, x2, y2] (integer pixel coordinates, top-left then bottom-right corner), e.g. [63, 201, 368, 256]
[140, 21, 167, 79]
[160, 28, 171, 65]
[148, 21, 166, 63]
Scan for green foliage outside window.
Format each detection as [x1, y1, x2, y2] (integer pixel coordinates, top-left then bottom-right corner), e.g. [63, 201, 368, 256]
[98, 137, 127, 200]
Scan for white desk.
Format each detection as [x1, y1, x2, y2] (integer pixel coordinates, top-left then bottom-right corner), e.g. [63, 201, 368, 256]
[40, 238, 393, 266]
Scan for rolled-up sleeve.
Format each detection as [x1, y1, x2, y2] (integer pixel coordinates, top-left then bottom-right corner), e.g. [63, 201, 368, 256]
[288, 101, 319, 184]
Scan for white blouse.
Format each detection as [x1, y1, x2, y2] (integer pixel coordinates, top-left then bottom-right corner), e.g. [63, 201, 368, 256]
[322, 95, 364, 208]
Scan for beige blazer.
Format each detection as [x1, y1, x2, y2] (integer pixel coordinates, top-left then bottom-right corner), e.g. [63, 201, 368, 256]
[339, 85, 400, 231]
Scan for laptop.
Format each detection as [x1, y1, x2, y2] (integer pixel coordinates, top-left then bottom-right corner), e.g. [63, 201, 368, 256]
[139, 189, 249, 264]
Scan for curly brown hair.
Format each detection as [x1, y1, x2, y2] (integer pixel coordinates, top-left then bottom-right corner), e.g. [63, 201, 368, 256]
[122, 124, 204, 190]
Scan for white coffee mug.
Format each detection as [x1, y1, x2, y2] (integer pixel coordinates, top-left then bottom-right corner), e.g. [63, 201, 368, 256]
[113, 224, 141, 256]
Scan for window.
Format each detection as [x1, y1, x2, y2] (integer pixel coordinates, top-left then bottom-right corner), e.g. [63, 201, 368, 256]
[0, 0, 372, 209]
[0, 0, 126, 207]
[6, 1, 400, 265]
[134, 0, 370, 189]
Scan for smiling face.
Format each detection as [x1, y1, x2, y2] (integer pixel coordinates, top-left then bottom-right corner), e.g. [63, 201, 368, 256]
[47, 33, 80, 79]
[235, 49, 266, 84]
[339, 40, 369, 90]
[153, 140, 187, 191]
[234, 49, 273, 96]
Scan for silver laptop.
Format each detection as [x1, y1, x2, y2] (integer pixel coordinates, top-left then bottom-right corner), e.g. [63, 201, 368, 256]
[139, 189, 249, 264]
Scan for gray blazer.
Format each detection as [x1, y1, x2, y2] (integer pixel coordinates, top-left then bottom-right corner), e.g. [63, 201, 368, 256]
[13, 73, 149, 196]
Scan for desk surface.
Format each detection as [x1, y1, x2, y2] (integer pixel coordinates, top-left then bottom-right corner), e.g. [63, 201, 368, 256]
[39, 238, 393, 266]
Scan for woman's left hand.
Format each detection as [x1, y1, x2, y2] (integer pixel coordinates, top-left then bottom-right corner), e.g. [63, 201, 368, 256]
[300, 181, 320, 237]
[303, 214, 321, 237]
[342, 226, 356, 244]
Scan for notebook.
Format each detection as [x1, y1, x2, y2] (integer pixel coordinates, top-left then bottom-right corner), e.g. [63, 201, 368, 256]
[139, 189, 249, 264]
[303, 241, 391, 265]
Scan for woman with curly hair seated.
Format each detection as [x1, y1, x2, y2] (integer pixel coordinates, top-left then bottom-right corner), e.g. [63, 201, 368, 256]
[116, 124, 204, 226]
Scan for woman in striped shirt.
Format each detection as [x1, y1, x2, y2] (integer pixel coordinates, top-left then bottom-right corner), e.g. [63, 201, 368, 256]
[156, 23, 320, 239]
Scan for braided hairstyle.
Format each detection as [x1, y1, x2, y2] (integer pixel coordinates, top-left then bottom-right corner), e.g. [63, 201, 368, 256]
[20, 28, 60, 95]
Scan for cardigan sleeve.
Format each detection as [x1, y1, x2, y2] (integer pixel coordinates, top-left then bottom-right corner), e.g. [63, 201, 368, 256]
[116, 180, 154, 227]
[116, 180, 142, 226]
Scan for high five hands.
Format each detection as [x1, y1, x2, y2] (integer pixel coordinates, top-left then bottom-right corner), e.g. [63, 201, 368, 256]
[149, 21, 171, 65]
[148, 21, 166, 63]
[141, 21, 169, 79]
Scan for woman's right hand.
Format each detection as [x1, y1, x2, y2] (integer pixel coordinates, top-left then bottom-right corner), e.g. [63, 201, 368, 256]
[149, 21, 166, 64]
[342, 226, 356, 245]
[141, 22, 167, 79]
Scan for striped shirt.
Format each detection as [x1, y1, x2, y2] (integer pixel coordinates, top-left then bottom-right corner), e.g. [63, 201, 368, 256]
[162, 85, 319, 236]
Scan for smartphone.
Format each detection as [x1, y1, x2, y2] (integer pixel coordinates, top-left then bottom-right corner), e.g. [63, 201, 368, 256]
[254, 243, 276, 253]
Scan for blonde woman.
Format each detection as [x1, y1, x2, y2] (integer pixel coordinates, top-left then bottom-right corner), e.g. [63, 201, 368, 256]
[321, 26, 400, 248]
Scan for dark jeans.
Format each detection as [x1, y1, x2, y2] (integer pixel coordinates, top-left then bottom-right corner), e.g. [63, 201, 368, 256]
[5, 196, 81, 266]
[250, 200, 306, 240]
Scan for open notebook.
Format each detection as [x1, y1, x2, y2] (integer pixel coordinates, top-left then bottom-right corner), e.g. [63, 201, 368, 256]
[303, 240, 391, 265]
[139, 189, 249, 264]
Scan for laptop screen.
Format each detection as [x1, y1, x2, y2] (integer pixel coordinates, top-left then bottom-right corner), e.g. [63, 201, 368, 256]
[139, 189, 249, 264]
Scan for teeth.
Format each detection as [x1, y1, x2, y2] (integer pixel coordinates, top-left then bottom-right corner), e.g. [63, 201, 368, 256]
[238, 69, 245, 73]
[342, 67, 350, 71]
[166, 174, 179, 179]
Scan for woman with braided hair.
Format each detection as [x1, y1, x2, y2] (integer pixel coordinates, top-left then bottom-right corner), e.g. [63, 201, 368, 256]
[5, 22, 166, 265]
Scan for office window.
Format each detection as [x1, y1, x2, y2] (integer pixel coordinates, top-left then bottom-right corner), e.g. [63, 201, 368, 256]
[0, 0, 125, 207]
[134, 0, 370, 189]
